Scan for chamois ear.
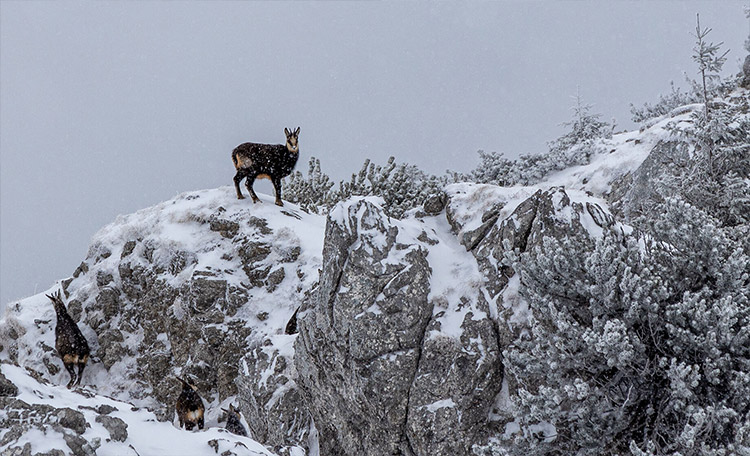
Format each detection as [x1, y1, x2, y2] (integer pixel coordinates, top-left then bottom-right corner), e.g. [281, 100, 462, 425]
[294, 127, 300, 136]
[284, 127, 291, 137]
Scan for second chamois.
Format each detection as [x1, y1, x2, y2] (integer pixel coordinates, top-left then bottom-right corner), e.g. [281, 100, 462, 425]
[175, 376, 205, 431]
[232, 127, 300, 206]
[46, 290, 90, 388]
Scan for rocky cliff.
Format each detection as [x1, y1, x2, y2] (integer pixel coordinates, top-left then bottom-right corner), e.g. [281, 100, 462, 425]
[2, 91, 741, 455]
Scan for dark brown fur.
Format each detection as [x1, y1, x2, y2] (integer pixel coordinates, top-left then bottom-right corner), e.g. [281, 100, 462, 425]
[232, 127, 300, 206]
[222, 404, 247, 436]
[46, 290, 90, 389]
[175, 376, 205, 431]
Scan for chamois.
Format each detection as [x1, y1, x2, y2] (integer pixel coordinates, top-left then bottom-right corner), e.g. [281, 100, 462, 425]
[46, 290, 90, 389]
[221, 403, 248, 436]
[175, 376, 205, 431]
[232, 127, 300, 206]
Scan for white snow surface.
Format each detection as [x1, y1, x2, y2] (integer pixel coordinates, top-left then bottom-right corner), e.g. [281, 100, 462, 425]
[0, 363, 274, 456]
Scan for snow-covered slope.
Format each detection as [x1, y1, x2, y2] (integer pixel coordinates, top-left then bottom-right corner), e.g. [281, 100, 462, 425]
[1, 189, 326, 455]
[0, 92, 719, 455]
[1, 363, 275, 456]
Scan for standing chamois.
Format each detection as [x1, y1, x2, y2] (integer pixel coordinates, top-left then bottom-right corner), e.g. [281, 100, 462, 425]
[222, 403, 248, 436]
[232, 127, 300, 206]
[175, 376, 205, 431]
[46, 290, 90, 389]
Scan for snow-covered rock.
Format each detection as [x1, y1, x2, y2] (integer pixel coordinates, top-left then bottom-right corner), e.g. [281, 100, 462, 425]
[0, 363, 275, 456]
[4, 91, 739, 454]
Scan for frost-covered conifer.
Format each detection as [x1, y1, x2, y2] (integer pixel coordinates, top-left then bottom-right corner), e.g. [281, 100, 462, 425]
[284, 155, 447, 218]
[283, 156, 336, 214]
[663, 87, 750, 226]
[466, 93, 610, 186]
[630, 81, 701, 124]
[502, 199, 750, 455]
[692, 14, 729, 116]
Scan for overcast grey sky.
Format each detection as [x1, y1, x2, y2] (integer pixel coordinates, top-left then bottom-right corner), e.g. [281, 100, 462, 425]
[1, 1, 747, 309]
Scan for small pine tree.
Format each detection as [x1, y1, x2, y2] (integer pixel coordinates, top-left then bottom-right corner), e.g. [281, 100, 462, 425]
[691, 14, 729, 119]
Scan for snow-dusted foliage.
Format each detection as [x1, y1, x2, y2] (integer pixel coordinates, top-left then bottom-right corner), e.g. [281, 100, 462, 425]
[335, 157, 447, 218]
[468, 95, 611, 187]
[503, 199, 750, 455]
[691, 14, 730, 109]
[662, 90, 750, 227]
[284, 156, 447, 218]
[283, 157, 337, 214]
[630, 82, 702, 124]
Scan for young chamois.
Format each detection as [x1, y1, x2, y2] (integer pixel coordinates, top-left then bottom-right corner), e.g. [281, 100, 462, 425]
[232, 127, 300, 206]
[46, 290, 90, 389]
[175, 376, 205, 431]
[221, 403, 248, 436]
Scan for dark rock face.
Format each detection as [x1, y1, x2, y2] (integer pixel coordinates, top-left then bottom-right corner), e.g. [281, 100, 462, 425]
[56, 408, 88, 435]
[0, 369, 18, 397]
[422, 191, 448, 215]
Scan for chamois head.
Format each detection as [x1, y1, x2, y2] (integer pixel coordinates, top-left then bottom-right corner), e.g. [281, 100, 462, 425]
[45, 290, 66, 312]
[221, 403, 241, 419]
[284, 127, 300, 154]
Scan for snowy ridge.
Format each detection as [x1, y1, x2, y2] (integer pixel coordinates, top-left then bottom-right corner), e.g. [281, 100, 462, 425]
[2, 187, 326, 404]
[0, 92, 698, 454]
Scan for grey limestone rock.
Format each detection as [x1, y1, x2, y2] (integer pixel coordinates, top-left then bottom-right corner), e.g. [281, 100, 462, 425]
[0, 369, 18, 397]
[422, 191, 448, 215]
[95, 414, 128, 442]
[406, 293, 504, 456]
[55, 408, 88, 435]
[236, 335, 309, 453]
[295, 198, 434, 455]
[293, 197, 511, 455]
[618, 140, 689, 221]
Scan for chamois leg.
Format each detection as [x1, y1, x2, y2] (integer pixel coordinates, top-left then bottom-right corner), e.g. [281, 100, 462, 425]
[245, 175, 261, 204]
[273, 177, 283, 206]
[63, 363, 77, 389]
[233, 172, 245, 200]
[75, 363, 86, 387]
[198, 416, 204, 430]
